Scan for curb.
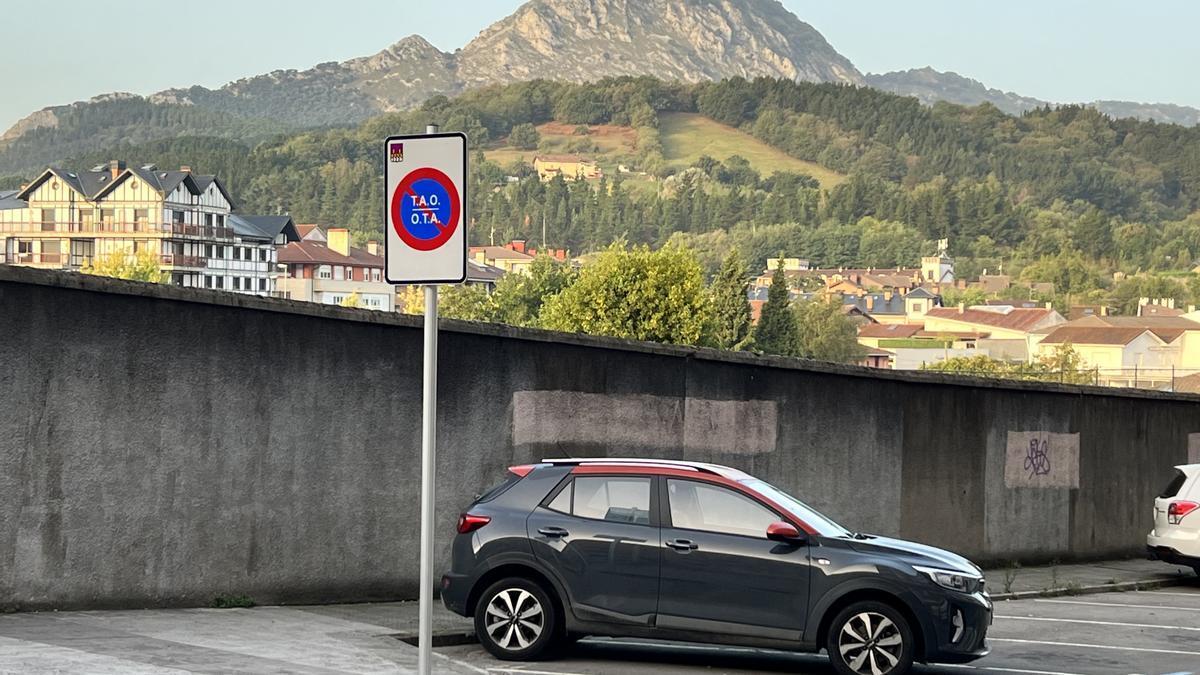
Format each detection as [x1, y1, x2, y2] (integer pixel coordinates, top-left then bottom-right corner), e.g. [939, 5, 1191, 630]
[992, 576, 1192, 601]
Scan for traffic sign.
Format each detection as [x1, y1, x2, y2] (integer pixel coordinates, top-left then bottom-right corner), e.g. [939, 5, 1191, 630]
[384, 132, 467, 284]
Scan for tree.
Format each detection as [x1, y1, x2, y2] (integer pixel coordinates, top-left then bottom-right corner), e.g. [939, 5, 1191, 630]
[752, 259, 800, 356]
[1037, 343, 1098, 385]
[440, 284, 496, 322]
[509, 123, 540, 151]
[709, 249, 753, 350]
[83, 250, 167, 283]
[793, 298, 866, 363]
[492, 255, 577, 327]
[338, 292, 362, 308]
[540, 244, 712, 345]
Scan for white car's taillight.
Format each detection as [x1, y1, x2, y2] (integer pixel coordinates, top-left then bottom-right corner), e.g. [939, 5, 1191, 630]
[1167, 501, 1199, 525]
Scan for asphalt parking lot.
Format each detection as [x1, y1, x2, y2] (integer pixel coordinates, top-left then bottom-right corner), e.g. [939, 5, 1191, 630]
[436, 583, 1200, 675]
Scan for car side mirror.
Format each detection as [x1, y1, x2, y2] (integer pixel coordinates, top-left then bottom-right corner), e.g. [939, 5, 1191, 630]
[767, 521, 804, 542]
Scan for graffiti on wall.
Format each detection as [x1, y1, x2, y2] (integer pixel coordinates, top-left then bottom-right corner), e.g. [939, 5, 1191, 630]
[1004, 431, 1080, 488]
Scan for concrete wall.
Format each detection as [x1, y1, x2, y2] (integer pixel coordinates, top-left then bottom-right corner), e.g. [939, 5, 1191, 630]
[2, 265, 1198, 610]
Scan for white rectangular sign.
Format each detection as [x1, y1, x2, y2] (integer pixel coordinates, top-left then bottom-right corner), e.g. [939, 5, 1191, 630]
[384, 132, 467, 284]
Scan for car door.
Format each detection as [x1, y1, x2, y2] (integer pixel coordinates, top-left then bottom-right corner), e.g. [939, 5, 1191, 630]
[657, 477, 811, 640]
[527, 474, 660, 626]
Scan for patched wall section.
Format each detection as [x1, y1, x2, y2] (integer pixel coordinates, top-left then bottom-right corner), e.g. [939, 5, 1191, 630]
[511, 391, 777, 456]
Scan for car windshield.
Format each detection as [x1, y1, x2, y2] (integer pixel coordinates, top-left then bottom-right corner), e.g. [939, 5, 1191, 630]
[741, 479, 852, 537]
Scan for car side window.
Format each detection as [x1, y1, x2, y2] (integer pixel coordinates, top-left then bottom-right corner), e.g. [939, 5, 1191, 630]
[547, 480, 572, 514]
[668, 479, 778, 538]
[572, 477, 652, 525]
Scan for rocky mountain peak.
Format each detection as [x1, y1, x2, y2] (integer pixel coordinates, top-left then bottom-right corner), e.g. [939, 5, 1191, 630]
[345, 35, 452, 75]
[455, 0, 864, 87]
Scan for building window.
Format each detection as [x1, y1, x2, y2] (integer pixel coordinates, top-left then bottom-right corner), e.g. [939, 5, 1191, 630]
[317, 265, 332, 280]
[259, 278, 267, 291]
[233, 277, 241, 290]
[172, 211, 185, 225]
[79, 209, 94, 231]
[204, 213, 213, 228]
[101, 209, 115, 230]
[134, 209, 149, 231]
[216, 215, 225, 228]
[41, 209, 55, 232]
[333, 266, 344, 281]
[243, 247, 252, 261]
[372, 269, 381, 282]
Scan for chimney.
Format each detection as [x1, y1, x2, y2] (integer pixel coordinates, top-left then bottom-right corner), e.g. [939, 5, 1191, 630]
[180, 165, 192, 174]
[1045, 301, 1053, 310]
[512, 240, 526, 254]
[958, 303, 966, 315]
[366, 240, 381, 257]
[884, 290, 894, 302]
[109, 160, 125, 180]
[328, 228, 351, 257]
[1102, 306, 1110, 317]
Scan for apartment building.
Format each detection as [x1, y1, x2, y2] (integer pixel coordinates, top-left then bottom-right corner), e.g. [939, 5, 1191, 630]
[0, 161, 297, 295]
[276, 227, 394, 311]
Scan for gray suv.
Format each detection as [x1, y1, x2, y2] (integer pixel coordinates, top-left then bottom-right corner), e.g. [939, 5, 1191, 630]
[442, 459, 991, 675]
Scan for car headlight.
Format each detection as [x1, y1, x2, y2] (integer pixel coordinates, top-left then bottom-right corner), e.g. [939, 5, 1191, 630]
[913, 565, 982, 593]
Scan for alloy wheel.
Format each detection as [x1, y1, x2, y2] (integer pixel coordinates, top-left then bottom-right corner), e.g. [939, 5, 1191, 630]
[837, 611, 904, 675]
[483, 587, 545, 651]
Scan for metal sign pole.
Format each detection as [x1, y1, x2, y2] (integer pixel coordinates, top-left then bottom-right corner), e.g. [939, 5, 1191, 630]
[417, 123, 440, 675]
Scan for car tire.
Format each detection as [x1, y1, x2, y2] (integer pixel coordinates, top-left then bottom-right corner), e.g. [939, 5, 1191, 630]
[474, 577, 559, 661]
[826, 600, 916, 675]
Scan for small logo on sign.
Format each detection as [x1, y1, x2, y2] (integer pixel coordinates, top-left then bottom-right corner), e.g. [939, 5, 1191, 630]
[389, 143, 404, 163]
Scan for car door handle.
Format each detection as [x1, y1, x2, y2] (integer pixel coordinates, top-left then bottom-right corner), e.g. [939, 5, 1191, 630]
[538, 527, 569, 538]
[665, 539, 699, 551]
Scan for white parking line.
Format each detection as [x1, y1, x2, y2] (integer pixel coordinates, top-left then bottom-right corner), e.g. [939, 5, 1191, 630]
[995, 614, 1200, 631]
[1033, 598, 1200, 612]
[989, 637, 1200, 657]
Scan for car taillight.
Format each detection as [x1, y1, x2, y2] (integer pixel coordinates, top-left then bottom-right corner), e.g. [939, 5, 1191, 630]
[1168, 501, 1199, 525]
[457, 513, 491, 534]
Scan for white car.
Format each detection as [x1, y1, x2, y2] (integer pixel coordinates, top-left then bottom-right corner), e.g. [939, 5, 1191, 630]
[1148, 464, 1200, 575]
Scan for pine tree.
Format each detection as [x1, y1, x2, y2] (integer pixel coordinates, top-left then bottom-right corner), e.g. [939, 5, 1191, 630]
[752, 258, 800, 356]
[710, 249, 752, 350]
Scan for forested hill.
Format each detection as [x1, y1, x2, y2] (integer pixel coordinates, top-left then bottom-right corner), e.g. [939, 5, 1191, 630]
[18, 76, 1200, 295]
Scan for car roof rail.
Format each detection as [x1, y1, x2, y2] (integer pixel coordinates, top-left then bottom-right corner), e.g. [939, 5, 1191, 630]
[540, 457, 728, 476]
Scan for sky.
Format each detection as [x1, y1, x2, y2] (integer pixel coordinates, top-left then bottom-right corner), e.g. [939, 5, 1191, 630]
[2, 0, 1198, 132]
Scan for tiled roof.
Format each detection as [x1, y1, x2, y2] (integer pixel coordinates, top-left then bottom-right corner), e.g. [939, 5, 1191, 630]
[278, 241, 383, 267]
[1140, 304, 1184, 317]
[858, 324, 922, 338]
[925, 306, 1057, 331]
[230, 215, 299, 243]
[1065, 315, 1200, 342]
[470, 246, 535, 261]
[844, 293, 907, 316]
[1040, 326, 1158, 346]
[296, 224, 324, 240]
[0, 190, 24, 210]
[467, 260, 505, 283]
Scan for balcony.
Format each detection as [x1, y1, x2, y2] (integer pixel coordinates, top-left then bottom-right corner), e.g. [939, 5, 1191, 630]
[161, 254, 207, 268]
[3, 252, 68, 267]
[2, 221, 235, 240]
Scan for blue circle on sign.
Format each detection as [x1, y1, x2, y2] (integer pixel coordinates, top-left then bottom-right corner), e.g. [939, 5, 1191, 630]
[400, 177, 454, 241]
